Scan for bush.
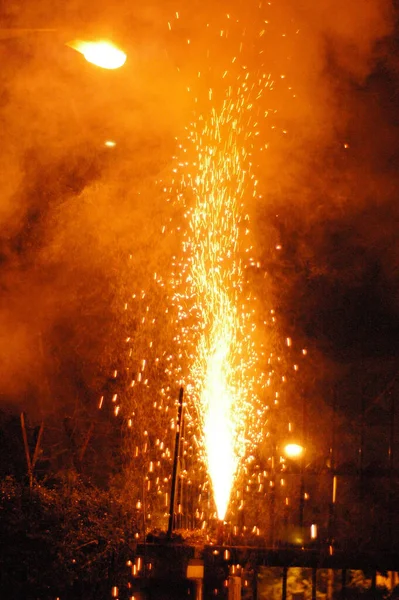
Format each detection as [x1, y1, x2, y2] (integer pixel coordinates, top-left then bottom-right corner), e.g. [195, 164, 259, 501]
[0, 476, 138, 599]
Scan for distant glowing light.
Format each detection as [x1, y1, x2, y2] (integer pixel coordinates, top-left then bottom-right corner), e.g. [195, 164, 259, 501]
[67, 40, 126, 69]
[104, 140, 117, 147]
[284, 443, 304, 458]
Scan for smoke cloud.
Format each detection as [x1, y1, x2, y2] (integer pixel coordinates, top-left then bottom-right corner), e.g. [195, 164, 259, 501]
[0, 0, 397, 419]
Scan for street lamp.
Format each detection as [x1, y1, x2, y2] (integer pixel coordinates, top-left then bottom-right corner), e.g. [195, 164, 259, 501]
[267, 440, 305, 547]
[284, 443, 304, 459]
[282, 442, 308, 544]
[0, 30, 127, 70]
[66, 39, 127, 69]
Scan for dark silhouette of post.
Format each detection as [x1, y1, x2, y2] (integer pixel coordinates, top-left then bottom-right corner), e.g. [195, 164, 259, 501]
[388, 387, 395, 550]
[269, 457, 276, 548]
[299, 391, 307, 530]
[341, 569, 347, 600]
[282, 566, 288, 600]
[167, 387, 184, 539]
[312, 567, 317, 600]
[268, 434, 277, 548]
[328, 388, 337, 549]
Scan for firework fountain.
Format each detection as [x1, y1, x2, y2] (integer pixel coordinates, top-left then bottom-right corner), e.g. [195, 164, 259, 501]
[167, 7, 283, 523]
[104, 2, 300, 537]
[170, 94, 268, 521]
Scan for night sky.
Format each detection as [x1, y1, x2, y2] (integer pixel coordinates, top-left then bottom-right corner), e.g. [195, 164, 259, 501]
[1, 0, 399, 428]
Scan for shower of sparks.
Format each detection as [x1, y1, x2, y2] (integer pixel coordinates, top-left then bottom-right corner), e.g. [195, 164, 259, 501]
[163, 1, 304, 520]
[170, 79, 272, 519]
[100, 3, 304, 536]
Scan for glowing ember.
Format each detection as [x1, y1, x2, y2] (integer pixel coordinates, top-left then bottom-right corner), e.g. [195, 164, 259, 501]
[67, 40, 126, 69]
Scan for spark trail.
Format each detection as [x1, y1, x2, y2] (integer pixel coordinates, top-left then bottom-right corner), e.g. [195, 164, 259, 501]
[172, 80, 269, 519]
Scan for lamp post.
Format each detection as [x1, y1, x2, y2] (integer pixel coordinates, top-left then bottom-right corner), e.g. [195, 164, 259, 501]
[267, 440, 305, 548]
[327, 389, 337, 553]
[167, 387, 184, 539]
[66, 39, 126, 69]
[0, 29, 126, 69]
[282, 442, 306, 542]
[269, 443, 277, 548]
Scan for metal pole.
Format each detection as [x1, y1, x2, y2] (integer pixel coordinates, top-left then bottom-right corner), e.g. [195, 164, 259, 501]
[388, 389, 395, 550]
[282, 566, 288, 600]
[142, 476, 147, 578]
[269, 449, 276, 548]
[328, 388, 337, 549]
[327, 570, 334, 600]
[228, 574, 241, 600]
[359, 389, 365, 497]
[195, 578, 203, 600]
[299, 392, 307, 530]
[371, 571, 377, 600]
[299, 474, 305, 529]
[341, 569, 347, 600]
[167, 387, 184, 539]
[252, 566, 258, 600]
[179, 410, 186, 528]
[312, 568, 317, 600]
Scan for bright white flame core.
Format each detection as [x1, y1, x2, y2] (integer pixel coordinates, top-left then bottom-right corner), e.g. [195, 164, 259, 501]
[67, 40, 126, 69]
[202, 340, 238, 520]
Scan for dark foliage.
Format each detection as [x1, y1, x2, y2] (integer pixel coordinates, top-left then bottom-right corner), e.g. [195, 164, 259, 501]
[0, 476, 138, 600]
